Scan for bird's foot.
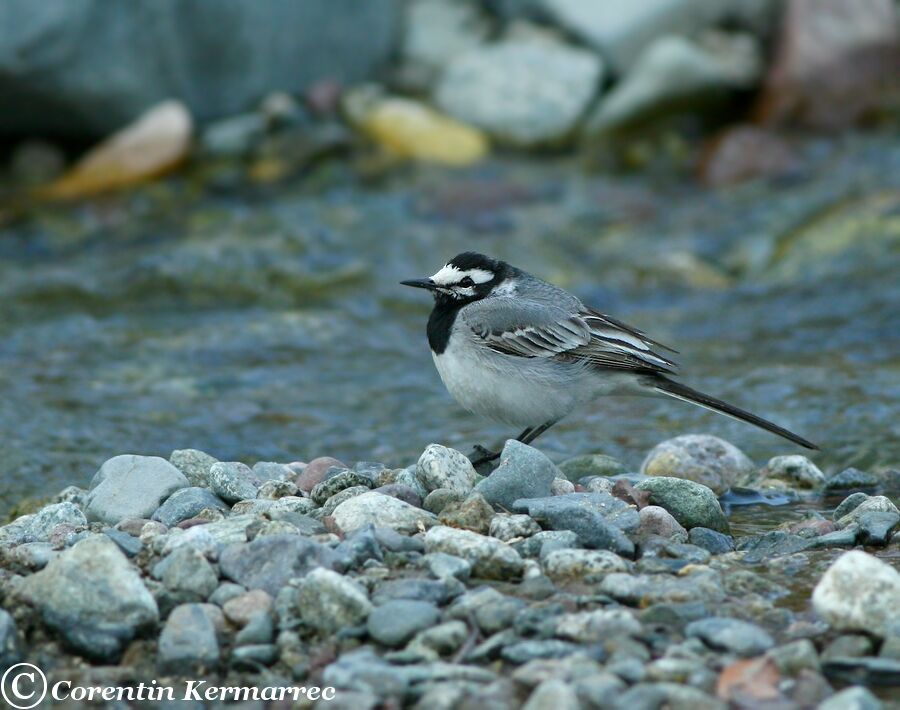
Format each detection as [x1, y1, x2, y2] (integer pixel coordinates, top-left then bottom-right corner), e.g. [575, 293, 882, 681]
[468, 444, 500, 470]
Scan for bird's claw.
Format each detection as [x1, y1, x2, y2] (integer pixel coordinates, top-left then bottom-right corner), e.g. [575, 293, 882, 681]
[468, 444, 500, 469]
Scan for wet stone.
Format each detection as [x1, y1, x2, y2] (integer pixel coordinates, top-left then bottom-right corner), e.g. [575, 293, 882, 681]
[835, 495, 900, 528]
[152, 487, 229, 527]
[738, 531, 810, 562]
[825, 468, 880, 493]
[832, 492, 870, 521]
[806, 527, 859, 550]
[688, 527, 735, 554]
[686, 617, 774, 656]
[856, 511, 900, 546]
[634, 477, 730, 533]
[367, 600, 441, 647]
[558, 454, 627, 481]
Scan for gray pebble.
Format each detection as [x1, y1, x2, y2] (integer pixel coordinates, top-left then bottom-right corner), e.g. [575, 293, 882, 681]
[152, 487, 229, 527]
[208, 462, 259, 504]
[367, 600, 441, 647]
[28, 503, 87, 542]
[686, 616, 774, 656]
[474, 440, 558, 510]
[688, 527, 735, 554]
[158, 603, 220, 673]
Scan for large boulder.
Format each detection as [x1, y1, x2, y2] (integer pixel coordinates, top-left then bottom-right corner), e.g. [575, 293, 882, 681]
[0, 0, 399, 138]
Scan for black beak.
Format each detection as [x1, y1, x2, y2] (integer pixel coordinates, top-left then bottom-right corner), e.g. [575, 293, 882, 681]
[400, 278, 437, 291]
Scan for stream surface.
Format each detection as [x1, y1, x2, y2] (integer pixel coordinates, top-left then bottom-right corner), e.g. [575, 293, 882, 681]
[1, 132, 898, 528]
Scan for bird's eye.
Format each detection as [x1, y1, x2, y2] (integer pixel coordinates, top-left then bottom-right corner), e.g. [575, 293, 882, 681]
[459, 276, 475, 287]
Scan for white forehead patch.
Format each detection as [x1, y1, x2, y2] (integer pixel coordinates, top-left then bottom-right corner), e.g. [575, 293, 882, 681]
[430, 264, 494, 286]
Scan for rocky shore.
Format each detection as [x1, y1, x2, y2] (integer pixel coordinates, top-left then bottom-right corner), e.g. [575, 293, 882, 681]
[1, 434, 898, 708]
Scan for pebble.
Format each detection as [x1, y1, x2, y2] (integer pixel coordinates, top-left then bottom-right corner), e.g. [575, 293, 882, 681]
[152, 487, 229, 527]
[416, 444, 478, 494]
[223, 589, 274, 627]
[833, 492, 870, 520]
[295, 568, 373, 634]
[157, 603, 220, 673]
[423, 552, 471, 582]
[760, 455, 826, 489]
[634, 477, 730, 533]
[321, 485, 371, 517]
[818, 686, 884, 710]
[156, 546, 218, 599]
[835, 495, 899, 528]
[812, 550, 900, 637]
[640, 434, 754, 495]
[18, 535, 158, 661]
[231, 643, 278, 669]
[474, 440, 558, 509]
[85, 455, 189, 525]
[310, 470, 374, 505]
[332, 491, 438, 535]
[857, 511, 900, 546]
[514, 530, 579, 558]
[523, 679, 579, 710]
[636, 505, 688, 542]
[501, 639, 581, 665]
[424, 525, 524, 580]
[296, 456, 346, 492]
[372, 483, 423, 508]
[0, 609, 21, 668]
[558, 454, 627, 481]
[371, 578, 451, 606]
[435, 39, 602, 147]
[101, 528, 140, 558]
[234, 611, 275, 645]
[256, 479, 299, 500]
[686, 617, 774, 656]
[554, 608, 641, 642]
[438, 492, 495, 533]
[424, 487, 466, 514]
[767, 639, 821, 675]
[406, 620, 469, 658]
[825, 468, 880, 493]
[688, 526, 734, 554]
[169, 449, 219, 487]
[28, 503, 87, 542]
[541, 548, 630, 583]
[218, 534, 336, 595]
[513, 493, 637, 557]
[489, 513, 542, 542]
[208, 462, 260, 504]
[367, 600, 441, 647]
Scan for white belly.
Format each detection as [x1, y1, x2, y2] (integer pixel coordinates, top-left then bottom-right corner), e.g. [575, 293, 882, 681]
[432, 332, 616, 428]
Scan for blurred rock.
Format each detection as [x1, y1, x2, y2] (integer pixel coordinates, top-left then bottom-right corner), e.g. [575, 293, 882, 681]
[295, 568, 372, 634]
[9, 140, 66, 184]
[399, 0, 491, 90]
[700, 125, 800, 187]
[158, 603, 220, 673]
[539, 0, 725, 74]
[585, 33, 761, 138]
[757, 454, 826, 489]
[358, 96, 488, 166]
[0, 0, 399, 137]
[40, 101, 192, 199]
[812, 550, 900, 637]
[759, 0, 900, 129]
[435, 38, 602, 147]
[200, 113, 266, 157]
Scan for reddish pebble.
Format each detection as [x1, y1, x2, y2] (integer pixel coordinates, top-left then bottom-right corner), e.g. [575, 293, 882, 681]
[296, 456, 346, 492]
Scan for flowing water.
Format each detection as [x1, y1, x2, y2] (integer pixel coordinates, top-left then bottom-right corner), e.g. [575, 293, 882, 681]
[1, 133, 898, 522]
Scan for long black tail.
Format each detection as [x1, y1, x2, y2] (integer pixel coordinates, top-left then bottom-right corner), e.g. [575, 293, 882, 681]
[649, 376, 818, 450]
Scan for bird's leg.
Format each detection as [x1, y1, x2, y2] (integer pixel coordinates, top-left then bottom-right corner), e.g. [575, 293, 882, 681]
[519, 420, 556, 445]
[468, 427, 533, 468]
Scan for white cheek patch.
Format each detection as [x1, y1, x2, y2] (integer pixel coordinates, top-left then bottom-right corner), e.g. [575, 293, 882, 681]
[430, 265, 494, 286]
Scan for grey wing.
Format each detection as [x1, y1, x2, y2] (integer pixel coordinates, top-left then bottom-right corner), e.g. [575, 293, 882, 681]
[461, 298, 678, 374]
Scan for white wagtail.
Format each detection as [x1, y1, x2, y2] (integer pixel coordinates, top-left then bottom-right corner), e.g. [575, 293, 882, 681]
[402, 252, 817, 465]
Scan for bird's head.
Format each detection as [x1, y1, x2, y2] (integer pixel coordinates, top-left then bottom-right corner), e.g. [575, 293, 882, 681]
[401, 252, 512, 304]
